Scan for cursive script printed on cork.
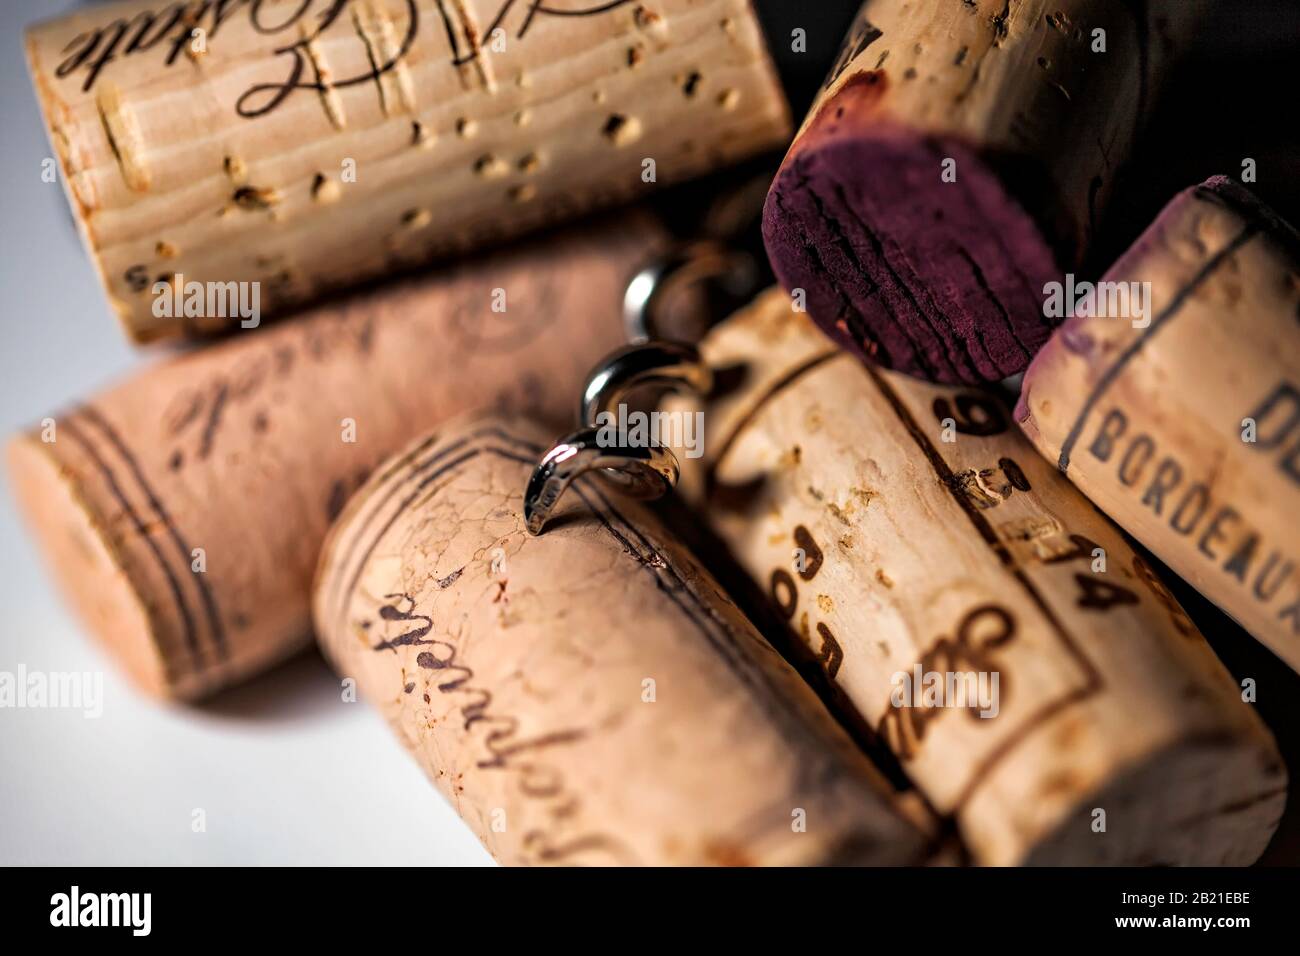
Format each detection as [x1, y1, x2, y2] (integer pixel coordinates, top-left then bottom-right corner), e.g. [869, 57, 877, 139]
[53, 1, 642, 117]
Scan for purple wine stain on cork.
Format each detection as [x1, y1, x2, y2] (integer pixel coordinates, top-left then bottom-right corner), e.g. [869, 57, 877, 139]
[763, 71, 1062, 385]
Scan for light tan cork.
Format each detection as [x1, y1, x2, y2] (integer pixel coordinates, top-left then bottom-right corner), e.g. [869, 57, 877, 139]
[26, 0, 790, 341]
[1018, 178, 1300, 674]
[8, 215, 659, 700]
[311, 412, 932, 866]
[668, 288, 1286, 865]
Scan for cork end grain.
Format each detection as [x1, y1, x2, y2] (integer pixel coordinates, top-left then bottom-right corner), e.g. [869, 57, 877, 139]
[1019, 735, 1287, 867]
[7, 433, 171, 698]
[681, 288, 1287, 865]
[763, 73, 1061, 385]
[24, 24, 140, 343]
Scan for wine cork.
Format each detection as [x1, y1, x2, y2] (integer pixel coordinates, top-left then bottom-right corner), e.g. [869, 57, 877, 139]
[27, 0, 790, 342]
[8, 215, 657, 700]
[669, 287, 1285, 865]
[761, 0, 1199, 384]
[1017, 177, 1300, 674]
[311, 412, 931, 866]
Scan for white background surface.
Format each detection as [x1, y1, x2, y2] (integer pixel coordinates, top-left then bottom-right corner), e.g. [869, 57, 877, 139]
[0, 0, 492, 866]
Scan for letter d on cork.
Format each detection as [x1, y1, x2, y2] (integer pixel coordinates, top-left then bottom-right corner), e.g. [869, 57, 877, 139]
[312, 413, 931, 865]
[1019, 178, 1300, 674]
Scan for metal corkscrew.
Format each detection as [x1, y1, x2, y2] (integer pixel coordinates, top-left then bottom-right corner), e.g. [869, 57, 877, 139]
[523, 239, 754, 535]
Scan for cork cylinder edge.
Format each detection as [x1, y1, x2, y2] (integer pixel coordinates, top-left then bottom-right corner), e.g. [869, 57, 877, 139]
[7, 432, 174, 699]
[23, 30, 141, 344]
[309, 422, 455, 678]
[740, 0, 795, 137]
[309, 474, 367, 680]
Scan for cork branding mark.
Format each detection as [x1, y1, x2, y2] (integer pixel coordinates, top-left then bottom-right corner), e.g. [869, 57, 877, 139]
[880, 605, 1013, 759]
[768, 523, 844, 680]
[366, 590, 639, 864]
[53, 0, 636, 118]
[60, 406, 229, 670]
[709, 346, 1112, 810]
[324, 424, 875, 863]
[1084, 400, 1300, 636]
[372, 595, 588, 767]
[1055, 223, 1261, 473]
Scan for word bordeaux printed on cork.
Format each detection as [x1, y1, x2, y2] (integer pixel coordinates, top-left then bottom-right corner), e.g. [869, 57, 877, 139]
[27, 0, 790, 342]
[1018, 178, 1300, 674]
[668, 288, 1285, 865]
[8, 216, 656, 700]
[311, 414, 932, 866]
[762, 0, 1198, 384]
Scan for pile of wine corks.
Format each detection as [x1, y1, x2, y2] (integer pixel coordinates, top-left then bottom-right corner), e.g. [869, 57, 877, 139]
[667, 288, 1285, 865]
[9, 217, 657, 698]
[14, 0, 787, 697]
[745, 0, 1297, 864]
[10, 0, 1295, 866]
